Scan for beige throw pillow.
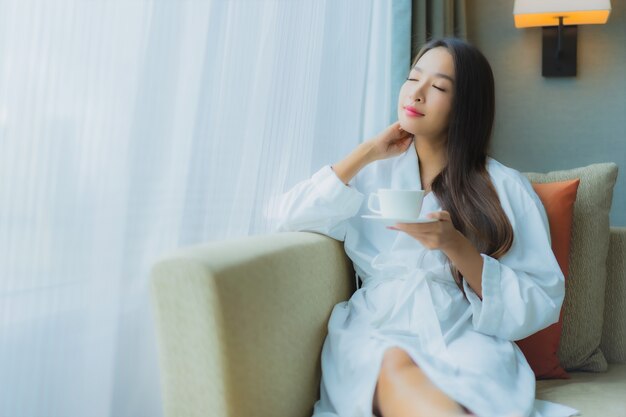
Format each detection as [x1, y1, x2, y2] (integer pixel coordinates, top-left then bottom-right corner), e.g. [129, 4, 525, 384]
[524, 163, 618, 372]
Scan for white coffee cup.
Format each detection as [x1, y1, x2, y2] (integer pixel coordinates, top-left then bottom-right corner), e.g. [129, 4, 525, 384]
[367, 189, 425, 218]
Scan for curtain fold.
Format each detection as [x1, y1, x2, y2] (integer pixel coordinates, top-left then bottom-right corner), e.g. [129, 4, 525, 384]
[361, 0, 413, 135]
[411, 0, 467, 57]
[0, 1, 413, 416]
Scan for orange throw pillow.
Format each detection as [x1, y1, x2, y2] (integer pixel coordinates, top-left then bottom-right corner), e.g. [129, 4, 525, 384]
[514, 178, 580, 380]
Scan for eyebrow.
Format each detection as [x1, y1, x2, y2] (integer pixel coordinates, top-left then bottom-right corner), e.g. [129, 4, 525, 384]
[412, 66, 455, 84]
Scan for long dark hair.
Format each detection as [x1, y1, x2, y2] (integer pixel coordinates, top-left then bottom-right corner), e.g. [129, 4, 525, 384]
[413, 38, 514, 299]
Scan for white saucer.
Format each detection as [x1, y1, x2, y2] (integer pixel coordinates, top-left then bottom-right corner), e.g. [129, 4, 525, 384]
[361, 214, 438, 226]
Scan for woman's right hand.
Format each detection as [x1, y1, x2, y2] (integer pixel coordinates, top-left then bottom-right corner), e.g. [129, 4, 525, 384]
[331, 121, 414, 185]
[365, 121, 414, 162]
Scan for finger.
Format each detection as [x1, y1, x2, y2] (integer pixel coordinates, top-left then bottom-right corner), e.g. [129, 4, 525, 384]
[393, 130, 410, 141]
[389, 223, 413, 230]
[426, 211, 450, 221]
[394, 222, 427, 232]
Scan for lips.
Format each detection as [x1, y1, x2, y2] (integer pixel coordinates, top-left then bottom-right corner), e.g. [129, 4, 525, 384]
[404, 106, 424, 117]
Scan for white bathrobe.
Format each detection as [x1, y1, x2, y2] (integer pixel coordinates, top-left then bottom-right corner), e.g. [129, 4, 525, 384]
[270, 147, 580, 417]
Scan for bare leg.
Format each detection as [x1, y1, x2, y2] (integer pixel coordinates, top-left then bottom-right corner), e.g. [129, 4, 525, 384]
[372, 347, 469, 417]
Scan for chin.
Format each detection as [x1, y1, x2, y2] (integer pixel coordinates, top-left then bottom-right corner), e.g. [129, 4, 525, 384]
[402, 127, 418, 136]
[398, 119, 418, 135]
[398, 115, 413, 132]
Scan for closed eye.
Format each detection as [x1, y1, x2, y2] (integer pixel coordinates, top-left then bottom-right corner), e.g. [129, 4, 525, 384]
[405, 78, 446, 92]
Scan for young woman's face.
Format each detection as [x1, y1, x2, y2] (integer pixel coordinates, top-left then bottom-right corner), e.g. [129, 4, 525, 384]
[398, 46, 455, 139]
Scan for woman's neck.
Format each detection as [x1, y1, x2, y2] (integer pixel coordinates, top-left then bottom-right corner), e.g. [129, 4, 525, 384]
[413, 135, 447, 191]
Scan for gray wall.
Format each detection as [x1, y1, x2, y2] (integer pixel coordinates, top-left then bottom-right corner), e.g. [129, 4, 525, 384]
[467, 2, 626, 226]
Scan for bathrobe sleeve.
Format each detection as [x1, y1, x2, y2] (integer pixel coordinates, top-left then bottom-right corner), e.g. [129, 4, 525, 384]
[462, 177, 566, 342]
[267, 165, 365, 241]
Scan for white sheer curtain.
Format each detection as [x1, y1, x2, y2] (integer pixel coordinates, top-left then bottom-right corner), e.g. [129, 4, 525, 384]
[0, 1, 410, 416]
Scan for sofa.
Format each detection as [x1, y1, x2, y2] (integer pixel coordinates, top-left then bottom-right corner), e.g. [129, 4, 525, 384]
[150, 162, 625, 417]
[149, 226, 626, 417]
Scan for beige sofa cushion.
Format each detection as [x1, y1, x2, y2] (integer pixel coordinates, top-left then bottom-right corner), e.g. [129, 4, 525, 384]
[524, 163, 618, 372]
[536, 363, 626, 417]
[601, 228, 626, 364]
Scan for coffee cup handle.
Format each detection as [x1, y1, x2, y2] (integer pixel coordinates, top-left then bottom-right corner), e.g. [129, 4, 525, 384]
[367, 193, 382, 215]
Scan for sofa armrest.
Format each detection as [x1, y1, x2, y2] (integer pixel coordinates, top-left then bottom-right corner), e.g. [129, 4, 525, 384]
[149, 232, 354, 417]
[601, 227, 626, 364]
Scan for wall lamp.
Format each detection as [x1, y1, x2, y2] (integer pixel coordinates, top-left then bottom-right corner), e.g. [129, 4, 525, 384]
[513, 0, 612, 77]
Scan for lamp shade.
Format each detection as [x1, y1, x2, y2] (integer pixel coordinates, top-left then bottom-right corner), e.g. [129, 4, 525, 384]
[514, 0, 611, 28]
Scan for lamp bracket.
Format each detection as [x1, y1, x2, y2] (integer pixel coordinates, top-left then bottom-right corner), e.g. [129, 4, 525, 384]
[542, 17, 577, 77]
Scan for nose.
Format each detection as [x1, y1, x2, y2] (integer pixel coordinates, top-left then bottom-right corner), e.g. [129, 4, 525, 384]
[410, 84, 425, 104]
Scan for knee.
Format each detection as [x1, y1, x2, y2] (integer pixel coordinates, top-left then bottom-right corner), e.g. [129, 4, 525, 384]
[379, 347, 417, 382]
[374, 347, 416, 416]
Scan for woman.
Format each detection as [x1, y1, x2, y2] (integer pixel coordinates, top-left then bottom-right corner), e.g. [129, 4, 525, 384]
[270, 38, 578, 417]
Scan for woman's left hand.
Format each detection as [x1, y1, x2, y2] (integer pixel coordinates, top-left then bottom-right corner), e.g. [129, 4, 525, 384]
[387, 210, 463, 252]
